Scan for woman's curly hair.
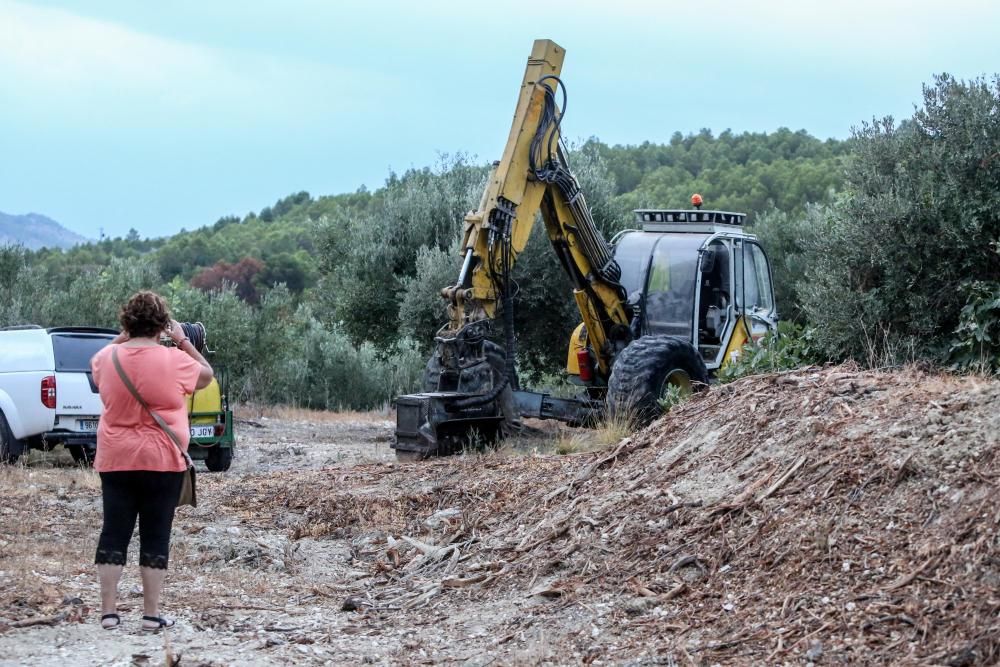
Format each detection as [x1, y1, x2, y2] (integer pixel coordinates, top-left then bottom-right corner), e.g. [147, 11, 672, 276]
[119, 291, 171, 339]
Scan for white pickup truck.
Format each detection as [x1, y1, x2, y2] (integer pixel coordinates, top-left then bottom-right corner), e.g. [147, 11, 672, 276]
[0, 326, 117, 463]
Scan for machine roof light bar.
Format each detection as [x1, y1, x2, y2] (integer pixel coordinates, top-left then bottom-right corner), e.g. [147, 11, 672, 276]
[634, 209, 746, 226]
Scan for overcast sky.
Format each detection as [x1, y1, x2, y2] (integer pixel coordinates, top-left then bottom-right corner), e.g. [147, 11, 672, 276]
[2, 0, 998, 239]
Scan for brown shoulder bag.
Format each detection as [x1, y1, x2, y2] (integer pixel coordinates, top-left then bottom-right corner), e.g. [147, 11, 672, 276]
[111, 348, 197, 507]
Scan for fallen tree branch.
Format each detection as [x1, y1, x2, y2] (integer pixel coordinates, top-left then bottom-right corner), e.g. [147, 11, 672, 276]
[7, 613, 67, 629]
[669, 555, 707, 573]
[661, 582, 688, 600]
[757, 456, 807, 502]
[441, 573, 489, 588]
[882, 555, 939, 591]
[862, 614, 916, 630]
[664, 501, 703, 515]
[572, 437, 638, 487]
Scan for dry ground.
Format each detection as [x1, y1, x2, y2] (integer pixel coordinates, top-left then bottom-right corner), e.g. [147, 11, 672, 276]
[0, 366, 998, 666]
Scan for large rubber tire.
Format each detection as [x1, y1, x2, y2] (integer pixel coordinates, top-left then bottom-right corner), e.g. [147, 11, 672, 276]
[205, 446, 233, 472]
[607, 335, 709, 425]
[0, 412, 24, 464]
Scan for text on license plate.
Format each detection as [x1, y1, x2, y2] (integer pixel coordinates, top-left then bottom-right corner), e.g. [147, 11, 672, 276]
[190, 425, 215, 438]
[78, 419, 99, 432]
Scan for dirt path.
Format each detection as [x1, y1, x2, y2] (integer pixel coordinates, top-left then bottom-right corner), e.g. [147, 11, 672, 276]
[0, 415, 407, 666]
[0, 415, 588, 666]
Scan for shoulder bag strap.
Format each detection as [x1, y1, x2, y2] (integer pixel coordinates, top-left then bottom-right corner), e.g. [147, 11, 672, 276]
[111, 347, 192, 465]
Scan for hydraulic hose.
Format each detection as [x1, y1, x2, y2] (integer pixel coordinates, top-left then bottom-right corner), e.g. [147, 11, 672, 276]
[529, 77, 625, 298]
[451, 376, 510, 409]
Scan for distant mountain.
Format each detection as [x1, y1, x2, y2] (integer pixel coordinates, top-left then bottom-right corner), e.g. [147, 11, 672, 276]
[0, 211, 90, 250]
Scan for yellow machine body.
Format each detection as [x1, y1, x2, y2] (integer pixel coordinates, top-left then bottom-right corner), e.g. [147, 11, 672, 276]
[187, 377, 222, 425]
[722, 317, 751, 367]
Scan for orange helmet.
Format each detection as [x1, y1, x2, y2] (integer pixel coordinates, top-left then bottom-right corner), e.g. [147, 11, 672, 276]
[691, 193, 704, 208]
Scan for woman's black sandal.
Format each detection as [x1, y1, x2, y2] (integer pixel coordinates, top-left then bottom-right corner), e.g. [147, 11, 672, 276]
[100, 613, 120, 630]
[141, 615, 175, 631]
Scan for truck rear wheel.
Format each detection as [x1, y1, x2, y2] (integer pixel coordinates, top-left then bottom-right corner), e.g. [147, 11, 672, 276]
[205, 446, 233, 472]
[607, 335, 709, 425]
[69, 445, 95, 466]
[0, 412, 24, 464]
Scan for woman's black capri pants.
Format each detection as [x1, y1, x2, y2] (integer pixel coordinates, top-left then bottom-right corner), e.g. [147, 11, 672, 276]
[94, 471, 184, 570]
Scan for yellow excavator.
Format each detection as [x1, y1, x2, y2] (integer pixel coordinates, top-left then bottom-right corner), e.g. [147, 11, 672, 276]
[393, 39, 778, 460]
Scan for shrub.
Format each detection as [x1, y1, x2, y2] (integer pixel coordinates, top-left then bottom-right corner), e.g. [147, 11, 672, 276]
[799, 74, 1000, 365]
[749, 204, 832, 322]
[0, 255, 162, 329]
[656, 384, 687, 412]
[0, 244, 45, 326]
[717, 322, 822, 383]
[319, 155, 487, 349]
[398, 242, 461, 348]
[949, 281, 1000, 372]
[166, 281, 424, 409]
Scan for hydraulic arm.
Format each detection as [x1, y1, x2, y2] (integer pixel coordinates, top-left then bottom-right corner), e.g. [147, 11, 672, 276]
[442, 39, 632, 376]
[393, 39, 632, 459]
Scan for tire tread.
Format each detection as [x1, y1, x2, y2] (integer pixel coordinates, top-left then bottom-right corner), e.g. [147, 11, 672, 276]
[607, 336, 709, 423]
[205, 446, 233, 472]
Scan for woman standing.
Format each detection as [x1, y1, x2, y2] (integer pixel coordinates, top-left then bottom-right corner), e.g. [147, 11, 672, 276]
[90, 291, 213, 630]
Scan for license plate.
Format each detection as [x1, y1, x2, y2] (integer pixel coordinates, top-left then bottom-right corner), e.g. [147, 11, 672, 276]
[190, 425, 215, 438]
[78, 419, 99, 432]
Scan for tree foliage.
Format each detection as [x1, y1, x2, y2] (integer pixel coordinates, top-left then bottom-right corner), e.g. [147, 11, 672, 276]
[191, 257, 265, 303]
[594, 128, 848, 222]
[749, 204, 831, 322]
[798, 74, 1000, 366]
[318, 155, 487, 349]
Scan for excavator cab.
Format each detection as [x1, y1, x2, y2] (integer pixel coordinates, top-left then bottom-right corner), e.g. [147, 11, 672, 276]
[562, 207, 778, 419]
[612, 208, 778, 369]
[567, 207, 779, 419]
[574, 207, 776, 375]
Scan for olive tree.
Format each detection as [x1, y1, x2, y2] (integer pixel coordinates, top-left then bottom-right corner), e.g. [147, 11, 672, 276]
[799, 74, 1000, 367]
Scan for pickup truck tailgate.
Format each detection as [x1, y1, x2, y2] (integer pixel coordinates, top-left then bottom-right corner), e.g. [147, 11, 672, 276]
[51, 332, 112, 430]
[54, 372, 104, 416]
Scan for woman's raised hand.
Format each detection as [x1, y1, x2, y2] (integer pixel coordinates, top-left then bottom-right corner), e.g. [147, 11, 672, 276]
[167, 320, 186, 344]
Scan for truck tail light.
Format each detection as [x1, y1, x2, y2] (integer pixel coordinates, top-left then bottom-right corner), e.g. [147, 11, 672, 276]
[41, 376, 57, 409]
[214, 423, 225, 437]
[576, 349, 594, 383]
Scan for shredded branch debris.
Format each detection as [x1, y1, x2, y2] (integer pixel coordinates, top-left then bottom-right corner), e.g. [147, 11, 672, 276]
[2, 365, 998, 664]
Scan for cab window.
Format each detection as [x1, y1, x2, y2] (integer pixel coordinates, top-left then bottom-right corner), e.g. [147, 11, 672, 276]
[743, 243, 774, 313]
[643, 236, 703, 340]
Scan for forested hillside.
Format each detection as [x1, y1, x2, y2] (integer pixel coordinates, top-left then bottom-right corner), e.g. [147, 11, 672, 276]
[25, 129, 846, 289]
[4, 72, 998, 409]
[2, 129, 845, 408]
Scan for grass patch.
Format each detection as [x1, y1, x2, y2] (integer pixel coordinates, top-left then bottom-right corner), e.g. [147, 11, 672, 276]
[550, 408, 638, 456]
[240, 403, 392, 423]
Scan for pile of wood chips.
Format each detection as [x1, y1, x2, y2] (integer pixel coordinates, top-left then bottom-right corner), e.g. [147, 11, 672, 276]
[220, 365, 1000, 665]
